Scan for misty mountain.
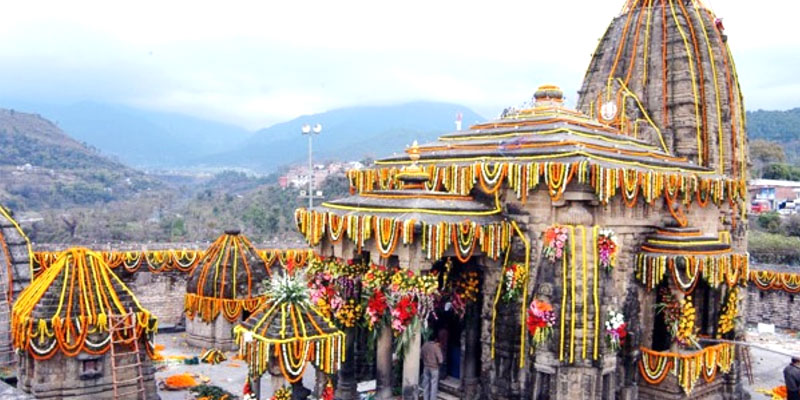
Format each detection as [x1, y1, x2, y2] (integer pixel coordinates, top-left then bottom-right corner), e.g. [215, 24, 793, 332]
[0, 108, 160, 210]
[203, 101, 484, 171]
[0, 100, 252, 168]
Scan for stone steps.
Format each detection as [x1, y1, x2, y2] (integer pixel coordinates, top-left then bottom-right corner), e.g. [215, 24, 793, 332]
[437, 391, 460, 400]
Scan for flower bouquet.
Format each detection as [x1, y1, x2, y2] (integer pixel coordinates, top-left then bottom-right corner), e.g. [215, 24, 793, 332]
[543, 226, 569, 262]
[597, 229, 618, 273]
[604, 310, 627, 352]
[502, 263, 527, 303]
[527, 299, 556, 346]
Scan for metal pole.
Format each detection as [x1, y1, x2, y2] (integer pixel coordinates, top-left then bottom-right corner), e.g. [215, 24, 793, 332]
[308, 133, 313, 210]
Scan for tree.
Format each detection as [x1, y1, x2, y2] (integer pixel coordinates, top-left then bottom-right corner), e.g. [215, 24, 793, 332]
[762, 163, 800, 181]
[757, 211, 782, 234]
[750, 139, 786, 178]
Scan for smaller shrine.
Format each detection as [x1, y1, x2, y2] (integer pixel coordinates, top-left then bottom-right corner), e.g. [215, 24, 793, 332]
[11, 248, 158, 399]
[185, 230, 274, 350]
[234, 272, 344, 400]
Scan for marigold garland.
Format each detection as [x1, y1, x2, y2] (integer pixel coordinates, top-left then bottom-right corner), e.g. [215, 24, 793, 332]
[186, 232, 274, 323]
[750, 269, 800, 293]
[348, 161, 744, 208]
[295, 209, 511, 260]
[270, 386, 291, 400]
[717, 287, 739, 337]
[551, 225, 602, 363]
[638, 343, 735, 395]
[33, 248, 315, 277]
[635, 253, 749, 293]
[234, 274, 345, 383]
[12, 248, 158, 360]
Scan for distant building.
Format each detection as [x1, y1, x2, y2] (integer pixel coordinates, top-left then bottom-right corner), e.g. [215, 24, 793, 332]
[749, 179, 800, 212]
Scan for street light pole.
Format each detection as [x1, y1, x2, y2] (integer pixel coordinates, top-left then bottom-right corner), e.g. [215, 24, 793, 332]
[301, 123, 322, 209]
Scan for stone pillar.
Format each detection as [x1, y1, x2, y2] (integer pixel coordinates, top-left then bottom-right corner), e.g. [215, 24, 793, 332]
[402, 326, 422, 400]
[463, 304, 481, 398]
[376, 325, 393, 400]
[336, 327, 358, 400]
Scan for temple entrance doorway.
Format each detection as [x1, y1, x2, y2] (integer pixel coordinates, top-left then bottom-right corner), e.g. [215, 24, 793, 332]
[429, 257, 483, 397]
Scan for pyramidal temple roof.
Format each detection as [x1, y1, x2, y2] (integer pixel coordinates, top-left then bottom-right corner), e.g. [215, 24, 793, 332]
[376, 86, 713, 176]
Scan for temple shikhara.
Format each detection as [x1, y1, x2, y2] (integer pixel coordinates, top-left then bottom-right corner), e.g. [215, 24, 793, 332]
[4, 0, 795, 399]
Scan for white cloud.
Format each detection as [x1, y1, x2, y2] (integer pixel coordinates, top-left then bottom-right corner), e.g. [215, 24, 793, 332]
[0, 0, 795, 129]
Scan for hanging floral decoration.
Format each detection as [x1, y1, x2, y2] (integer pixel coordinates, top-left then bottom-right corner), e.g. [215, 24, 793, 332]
[347, 161, 745, 209]
[750, 269, 800, 293]
[233, 273, 345, 383]
[33, 247, 315, 277]
[596, 229, 618, 273]
[335, 299, 363, 328]
[639, 343, 735, 395]
[362, 265, 392, 330]
[656, 289, 698, 348]
[305, 257, 367, 329]
[321, 379, 335, 400]
[12, 248, 158, 361]
[270, 386, 291, 400]
[604, 310, 627, 352]
[635, 253, 749, 293]
[716, 287, 739, 337]
[543, 225, 569, 262]
[295, 209, 511, 260]
[442, 270, 480, 319]
[526, 299, 556, 346]
[501, 263, 527, 303]
[242, 376, 255, 400]
[358, 264, 439, 355]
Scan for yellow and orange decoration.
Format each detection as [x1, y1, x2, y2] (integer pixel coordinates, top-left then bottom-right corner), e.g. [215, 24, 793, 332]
[11, 248, 157, 360]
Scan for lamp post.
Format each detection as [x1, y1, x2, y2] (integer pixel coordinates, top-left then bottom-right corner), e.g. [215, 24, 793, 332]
[301, 123, 322, 209]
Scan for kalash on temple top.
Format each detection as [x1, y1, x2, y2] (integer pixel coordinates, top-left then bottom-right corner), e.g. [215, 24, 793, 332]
[341, 85, 744, 208]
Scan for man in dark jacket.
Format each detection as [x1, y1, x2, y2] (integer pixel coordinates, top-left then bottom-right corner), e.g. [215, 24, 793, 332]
[785, 357, 800, 400]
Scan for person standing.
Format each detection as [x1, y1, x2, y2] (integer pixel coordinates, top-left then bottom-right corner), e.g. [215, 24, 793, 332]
[421, 335, 444, 400]
[785, 357, 800, 400]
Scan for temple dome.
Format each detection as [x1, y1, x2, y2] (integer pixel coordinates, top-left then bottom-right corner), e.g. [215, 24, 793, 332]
[577, 0, 746, 180]
[11, 248, 157, 358]
[185, 230, 272, 323]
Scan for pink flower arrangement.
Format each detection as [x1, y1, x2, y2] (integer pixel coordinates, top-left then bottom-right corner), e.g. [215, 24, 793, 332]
[543, 226, 569, 262]
[526, 299, 556, 345]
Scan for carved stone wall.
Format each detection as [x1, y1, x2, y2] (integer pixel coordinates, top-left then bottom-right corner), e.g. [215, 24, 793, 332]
[17, 342, 157, 400]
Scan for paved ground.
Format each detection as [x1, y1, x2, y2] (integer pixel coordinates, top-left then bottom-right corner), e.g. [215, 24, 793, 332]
[153, 328, 800, 400]
[745, 327, 800, 399]
[153, 332, 316, 400]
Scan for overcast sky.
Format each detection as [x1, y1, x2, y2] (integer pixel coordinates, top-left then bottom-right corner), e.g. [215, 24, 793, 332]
[0, 0, 796, 130]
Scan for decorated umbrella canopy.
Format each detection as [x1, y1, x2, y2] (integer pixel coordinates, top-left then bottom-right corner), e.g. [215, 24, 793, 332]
[11, 247, 157, 360]
[234, 273, 344, 384]
[185, 230, 273, 323]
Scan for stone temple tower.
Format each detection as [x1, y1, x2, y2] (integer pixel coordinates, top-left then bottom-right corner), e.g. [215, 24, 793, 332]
[577, 0, 747, 183]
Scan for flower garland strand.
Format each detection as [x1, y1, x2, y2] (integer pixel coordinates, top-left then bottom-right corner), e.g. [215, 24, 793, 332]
[295, 209, 511, 261]
[638, 343, 735, 395]
[750, 269, 800, 293]
[348, 161, 745, 208]
[635, 253, 749, 293]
